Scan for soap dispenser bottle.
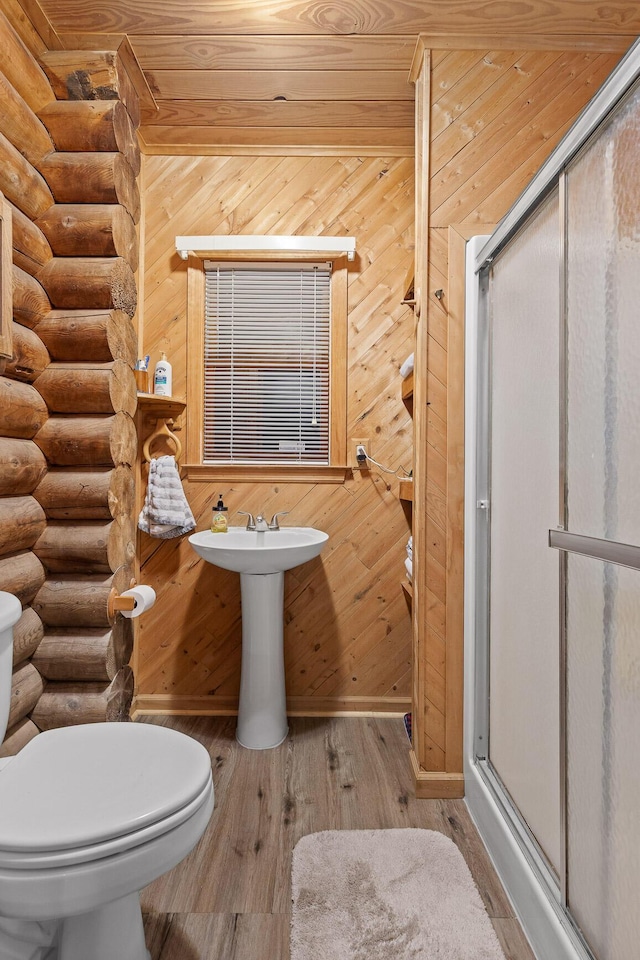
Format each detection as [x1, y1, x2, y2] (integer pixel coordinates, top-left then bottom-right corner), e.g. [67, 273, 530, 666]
[153, 352, 172, 397]
[211, 494, 228, 533]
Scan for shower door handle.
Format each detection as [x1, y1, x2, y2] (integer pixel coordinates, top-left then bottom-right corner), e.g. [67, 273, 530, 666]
[549, 530, 640, 571]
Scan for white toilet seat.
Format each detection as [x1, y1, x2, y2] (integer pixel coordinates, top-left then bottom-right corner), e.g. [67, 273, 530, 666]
[0, 722, 213, 867]
[0, 777, 212, 869]
[0, 779, 215, 923]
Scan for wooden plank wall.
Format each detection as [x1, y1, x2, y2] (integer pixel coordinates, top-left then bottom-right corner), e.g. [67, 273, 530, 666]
[135, 154, 415, 716]
[413, 43, 624, 783]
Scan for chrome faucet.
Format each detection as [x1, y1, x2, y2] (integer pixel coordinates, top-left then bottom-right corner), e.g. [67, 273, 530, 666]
[268, 511, 289, 530]
[237, 511, 289, 531]
[237, 511, 256, 530]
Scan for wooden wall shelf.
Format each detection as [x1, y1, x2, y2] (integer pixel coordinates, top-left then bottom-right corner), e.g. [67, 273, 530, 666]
[402, 266, 415, 309]
[399, 478, 413, 502]
[137, 394, 186, 421]
[401, 371, 414, 401]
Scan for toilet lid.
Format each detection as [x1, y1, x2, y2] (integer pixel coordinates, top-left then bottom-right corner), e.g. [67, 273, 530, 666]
[0, 723, 213, 852]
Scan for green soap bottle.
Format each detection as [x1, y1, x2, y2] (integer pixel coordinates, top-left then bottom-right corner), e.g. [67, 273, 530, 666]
[211, 494, 228, 533]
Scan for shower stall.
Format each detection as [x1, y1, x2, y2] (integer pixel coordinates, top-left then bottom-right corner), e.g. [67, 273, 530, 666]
[464, 39, 640, 960]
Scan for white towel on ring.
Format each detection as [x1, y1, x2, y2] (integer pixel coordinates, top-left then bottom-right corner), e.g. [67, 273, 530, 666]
[404, 557, 413, 582]
[138, 455, 196, 539]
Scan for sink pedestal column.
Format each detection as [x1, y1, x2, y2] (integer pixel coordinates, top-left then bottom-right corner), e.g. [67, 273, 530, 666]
[236, 571, 288, 749]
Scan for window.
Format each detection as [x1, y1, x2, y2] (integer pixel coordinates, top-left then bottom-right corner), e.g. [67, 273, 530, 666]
[204, 262, 330, 464]
[186, 255, 348, 482]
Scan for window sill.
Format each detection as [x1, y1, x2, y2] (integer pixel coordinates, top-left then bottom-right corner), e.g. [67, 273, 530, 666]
[183, 464, 351, 483]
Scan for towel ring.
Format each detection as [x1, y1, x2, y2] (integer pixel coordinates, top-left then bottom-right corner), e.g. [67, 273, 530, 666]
[143, 420, 182, 463]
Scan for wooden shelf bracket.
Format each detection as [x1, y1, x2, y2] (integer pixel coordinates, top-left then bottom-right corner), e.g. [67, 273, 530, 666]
[137, 394, 186, 463]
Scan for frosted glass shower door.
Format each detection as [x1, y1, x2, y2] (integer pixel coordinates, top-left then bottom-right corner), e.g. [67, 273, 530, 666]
[563, 82, 640, 960]
[487, 190, 562, 874]
[565, 556, 640, 960]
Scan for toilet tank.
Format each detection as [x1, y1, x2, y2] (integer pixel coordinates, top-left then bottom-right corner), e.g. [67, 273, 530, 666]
[0, 592, 23, 745]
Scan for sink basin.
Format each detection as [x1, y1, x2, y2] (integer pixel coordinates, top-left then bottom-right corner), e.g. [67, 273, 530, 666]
[188, 526, 328, 575]
[189, 524, 329, 750]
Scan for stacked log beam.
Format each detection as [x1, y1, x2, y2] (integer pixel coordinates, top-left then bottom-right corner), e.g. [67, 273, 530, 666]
[0, 379, 48, 437]
[0, 439, 47, 496]
[35, 412, 136, 466]
[0, 719, 39, 757]
[0, 497, 46, 555]
[40, 49, 140, 128]
[2, 597, 44, 760]
[30, 669, 134, 729]
[0, 70, 54, 167]
[9, 201, 53, 275]
[13, 606, 45, 665]
[0, 10, 141, 752]
[0, 552, 46, 605]
[36, 360, 137, 416]
[38, 154, 140, 223]
[0, 131, 54, 221]
[13, 265, 52, 328]
[4, 324, 50, 382]
[33, 466, 134, 521]
[32, 620, 133, 682]
[0, 551, 46, 756]
[38, 256, 137, 315]
[36, 309, 137, 365]
[37, 204, 138, 269]
[39, 100, 141, 177]
[0, 11, 53, 114]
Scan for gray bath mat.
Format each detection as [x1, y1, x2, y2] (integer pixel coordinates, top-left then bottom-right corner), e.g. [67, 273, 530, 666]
[291, 828, 505, 959]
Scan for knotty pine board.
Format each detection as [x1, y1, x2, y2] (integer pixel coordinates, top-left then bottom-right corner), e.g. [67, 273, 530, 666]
[40, 1, 640, 36]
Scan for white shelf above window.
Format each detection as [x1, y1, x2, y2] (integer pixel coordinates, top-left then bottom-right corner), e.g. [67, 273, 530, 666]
[175, 235, 356, 262]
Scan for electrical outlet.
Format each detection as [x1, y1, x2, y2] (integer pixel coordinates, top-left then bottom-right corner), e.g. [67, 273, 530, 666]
[351, 438, 370, 469]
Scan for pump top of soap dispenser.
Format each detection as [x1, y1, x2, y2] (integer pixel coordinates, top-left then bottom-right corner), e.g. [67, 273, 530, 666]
[214, 495, 227, 512]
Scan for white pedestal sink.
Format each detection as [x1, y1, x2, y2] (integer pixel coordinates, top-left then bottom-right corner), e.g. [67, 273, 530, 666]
[188, 527, 328, 749]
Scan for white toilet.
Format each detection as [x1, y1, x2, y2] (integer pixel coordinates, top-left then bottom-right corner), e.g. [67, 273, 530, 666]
[0, 591, 214, 960]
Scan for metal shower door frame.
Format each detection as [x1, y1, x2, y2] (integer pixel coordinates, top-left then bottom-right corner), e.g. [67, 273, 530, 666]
[471, 37, 640, 960]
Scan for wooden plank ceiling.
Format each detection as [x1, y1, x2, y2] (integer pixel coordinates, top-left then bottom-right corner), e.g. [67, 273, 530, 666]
[35, 0, 640, 154]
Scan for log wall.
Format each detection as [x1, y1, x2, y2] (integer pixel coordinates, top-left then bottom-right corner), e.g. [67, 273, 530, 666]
[0, 8, 141, 755]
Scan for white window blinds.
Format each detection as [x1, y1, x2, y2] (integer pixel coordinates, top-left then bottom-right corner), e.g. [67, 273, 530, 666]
[203, 262, 332, 464]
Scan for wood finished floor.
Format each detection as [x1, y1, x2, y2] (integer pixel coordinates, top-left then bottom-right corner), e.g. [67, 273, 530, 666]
[139, 716, 536, 960]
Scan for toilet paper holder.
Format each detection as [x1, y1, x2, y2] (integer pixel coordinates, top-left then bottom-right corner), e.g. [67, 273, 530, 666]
[108, 580, 137, 619]
[108, 581, 157, 620]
